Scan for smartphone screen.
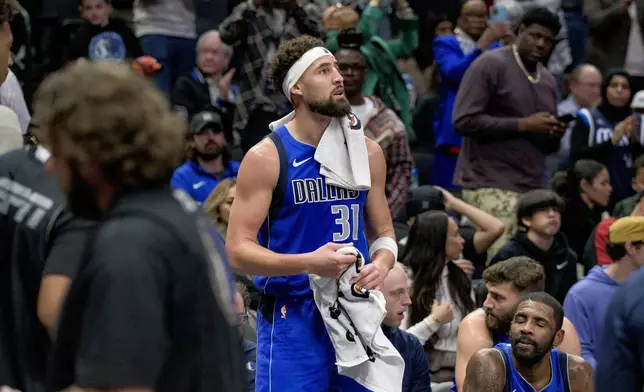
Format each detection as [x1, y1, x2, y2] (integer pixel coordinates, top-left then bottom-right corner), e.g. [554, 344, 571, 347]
[488, 5, 509, 24]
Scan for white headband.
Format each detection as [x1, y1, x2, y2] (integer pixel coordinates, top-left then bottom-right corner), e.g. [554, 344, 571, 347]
[282, 47, 335, 102]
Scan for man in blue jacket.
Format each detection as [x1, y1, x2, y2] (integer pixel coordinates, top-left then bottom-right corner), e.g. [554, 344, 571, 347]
[595, 217, 644, 391]
[171, 110, 241, 203]
[564, 216, 644, 370]
[431, 0, 507, 189]
[382, 263, 431, 392]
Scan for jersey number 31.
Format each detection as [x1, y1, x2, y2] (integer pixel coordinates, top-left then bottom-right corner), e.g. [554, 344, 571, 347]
[332, 204, 360, 242]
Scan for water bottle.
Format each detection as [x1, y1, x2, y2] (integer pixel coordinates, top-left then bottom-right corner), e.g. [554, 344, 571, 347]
[411, 168, 419, 188]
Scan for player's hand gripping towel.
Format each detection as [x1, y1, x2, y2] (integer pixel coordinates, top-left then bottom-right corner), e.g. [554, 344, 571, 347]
[309, 247, 405, 392]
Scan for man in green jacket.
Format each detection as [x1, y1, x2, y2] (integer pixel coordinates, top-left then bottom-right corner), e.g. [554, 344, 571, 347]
[326, 0, 418, 142]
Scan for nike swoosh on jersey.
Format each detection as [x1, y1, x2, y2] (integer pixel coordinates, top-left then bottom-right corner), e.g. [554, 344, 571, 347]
[193, 181, 206, 190]
[556, 261, 568, 270]
[292, 157, 313, 167]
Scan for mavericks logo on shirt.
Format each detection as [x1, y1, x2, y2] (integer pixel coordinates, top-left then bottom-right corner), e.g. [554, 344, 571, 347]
[88, 31, 126, 61]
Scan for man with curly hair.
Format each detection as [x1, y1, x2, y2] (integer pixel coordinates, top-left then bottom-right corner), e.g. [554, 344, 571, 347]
[226, 35, 397, 391]
[32, 60, 245, 392]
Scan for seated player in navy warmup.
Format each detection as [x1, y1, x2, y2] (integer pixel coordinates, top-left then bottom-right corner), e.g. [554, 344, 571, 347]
[463, 292, 593, 392]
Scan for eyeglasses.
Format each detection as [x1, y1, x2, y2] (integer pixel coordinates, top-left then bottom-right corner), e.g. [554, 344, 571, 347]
[237, 311, 249, 326]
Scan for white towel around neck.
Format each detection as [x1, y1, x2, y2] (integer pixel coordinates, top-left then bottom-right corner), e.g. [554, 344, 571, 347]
[268, 111, 372, 191]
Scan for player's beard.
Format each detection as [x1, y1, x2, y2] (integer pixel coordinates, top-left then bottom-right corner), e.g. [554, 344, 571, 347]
[308, 96, 352, 118]
[66, 159, 103, 221]
[485, 308, 513, 334]
[511, 334, 555, 368]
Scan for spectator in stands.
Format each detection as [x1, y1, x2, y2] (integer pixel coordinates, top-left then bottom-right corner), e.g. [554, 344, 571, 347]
[334, 36, 413, 218]
[133, 0, 197, 96]
[585, 0, 644, 92]
[402, 210, 476, 390]
[171, 111, 240, 204]
[235, 282, 257, 392]
[552, 159, 612, 263]
[452, 8, 566, 259]
[399, 186, 505, 280]
[564, 216, 644, 370]
[431, 0, 507, 190]
[203, 178, 236, 238]
[596, 218, 644, 391]
[614, 155, 644, 217]
[381, 263, 431, 392]
[326, 0, 419, 142]
[557, 64, 602, 165]
[219, 0, 325, 153]
[172, 30, 238, 132]
[491, 189, 577, 303]
[66, 0, 143, 62]
[0, 69, 30, 134]
[571, 70, 643, 205]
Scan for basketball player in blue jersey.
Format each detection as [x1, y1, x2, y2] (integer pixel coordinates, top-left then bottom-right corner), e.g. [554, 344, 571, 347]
[454, 258, 582, 391]
[463, 292, 593, 392]
[226, 35, 397, 392]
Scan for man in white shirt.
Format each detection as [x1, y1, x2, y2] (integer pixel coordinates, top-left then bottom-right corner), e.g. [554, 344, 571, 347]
[0, 69, 30, 134]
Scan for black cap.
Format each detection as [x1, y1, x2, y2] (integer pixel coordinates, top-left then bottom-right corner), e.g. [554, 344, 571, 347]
[405, 186, 445, 218]
[190, 111, 224, 134]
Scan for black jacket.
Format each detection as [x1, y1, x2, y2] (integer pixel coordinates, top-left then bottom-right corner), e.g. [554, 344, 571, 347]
[172, 68, 237, 141]
[0, 148, 93, 392]
[66, 18, 142, 62]
[492, 231, 578, 303]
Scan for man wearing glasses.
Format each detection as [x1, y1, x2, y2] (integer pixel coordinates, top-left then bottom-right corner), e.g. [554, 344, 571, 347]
[235, 282, 257, 392]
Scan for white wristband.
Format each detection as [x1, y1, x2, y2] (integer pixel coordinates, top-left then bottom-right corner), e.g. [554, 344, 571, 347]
[369, 237, 398, 261]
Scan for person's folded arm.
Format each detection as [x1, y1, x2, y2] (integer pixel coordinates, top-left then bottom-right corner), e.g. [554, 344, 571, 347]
[451, 57, 520, 139]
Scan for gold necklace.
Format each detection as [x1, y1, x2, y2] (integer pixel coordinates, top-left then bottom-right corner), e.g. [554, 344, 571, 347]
[512, 45, 541, 84]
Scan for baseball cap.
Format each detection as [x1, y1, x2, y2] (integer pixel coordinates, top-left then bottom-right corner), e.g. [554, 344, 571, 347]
[190, 111, 224, 134]
[631, 90, 644, 109]
[609, 216, 644, 243]
[405, 186, 445, 218]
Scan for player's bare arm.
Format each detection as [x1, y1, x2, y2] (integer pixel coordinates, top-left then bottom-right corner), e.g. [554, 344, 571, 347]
[226, 140, 309, 275]
[567, 354, 595, 392]
[463, 349, 506, 392]
[455, 309, 495, 391]
[558, 317, 582, 356]
[351, 138, 396, 290]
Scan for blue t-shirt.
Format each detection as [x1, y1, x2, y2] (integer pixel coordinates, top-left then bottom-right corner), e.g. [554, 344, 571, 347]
[170, 159, 240, 204]
[495, 343, 570, 392]
[254, 125, 370, 298]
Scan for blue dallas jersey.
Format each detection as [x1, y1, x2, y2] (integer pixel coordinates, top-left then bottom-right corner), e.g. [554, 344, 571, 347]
[254, 125, 370, 298]
[495, 343, 571, 392]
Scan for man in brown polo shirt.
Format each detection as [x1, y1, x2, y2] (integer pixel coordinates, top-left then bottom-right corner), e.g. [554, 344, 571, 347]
[452, 7, 567, 259]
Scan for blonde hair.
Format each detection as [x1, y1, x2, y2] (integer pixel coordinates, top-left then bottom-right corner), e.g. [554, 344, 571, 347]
[32, 60, 185, 188]
[204, 178, 236, 232]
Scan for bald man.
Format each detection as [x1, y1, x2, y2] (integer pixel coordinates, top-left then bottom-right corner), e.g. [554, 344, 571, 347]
[172, 30, 239, 124]
[557, 64, 602, 164]
[381, 263, 431, 392]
